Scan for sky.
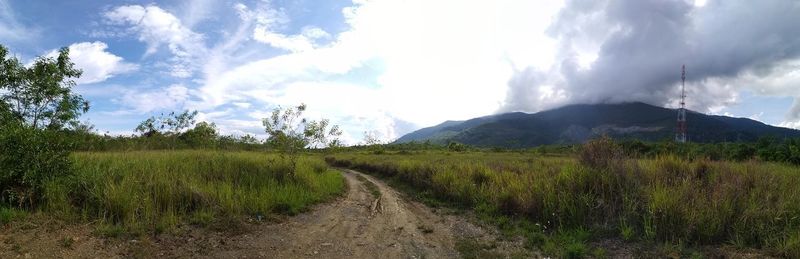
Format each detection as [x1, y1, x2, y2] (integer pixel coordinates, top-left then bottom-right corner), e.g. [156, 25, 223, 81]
[1, 0, 799, 144]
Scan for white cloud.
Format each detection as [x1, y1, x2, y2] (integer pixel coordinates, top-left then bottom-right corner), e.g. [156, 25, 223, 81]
[118, 84, 191, 113]
[50, 42, 138, 85]
[194, 0, 564, 142]
[239, 2, 329, 53]
[180, 0, 216, 28]
[105, 5, 206, 78]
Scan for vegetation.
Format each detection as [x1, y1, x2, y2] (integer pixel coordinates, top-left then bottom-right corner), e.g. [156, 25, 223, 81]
[262, 103, 342, 167]
[1, 44, 86, 208]
[40, 151, 344, 234]
[1, 43, 346, 237]
[3, 42, 800, 257]
[393, 136, 800, 165]
[326, 138, 800, 257]
[67, 125, 264, 151]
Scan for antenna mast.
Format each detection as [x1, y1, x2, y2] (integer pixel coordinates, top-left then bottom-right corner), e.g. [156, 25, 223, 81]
[675, 65, 687, 143]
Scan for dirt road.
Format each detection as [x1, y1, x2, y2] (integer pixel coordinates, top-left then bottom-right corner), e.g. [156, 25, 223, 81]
[196, 169, 528, 258]
[1, 169, 529, 258]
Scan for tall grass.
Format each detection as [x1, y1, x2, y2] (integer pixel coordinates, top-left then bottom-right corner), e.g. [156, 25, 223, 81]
[42, 151, 344, 234]
[326, 149, 800, 257]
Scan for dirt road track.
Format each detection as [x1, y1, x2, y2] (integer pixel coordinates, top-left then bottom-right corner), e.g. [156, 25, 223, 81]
[0, 169, 529, 258]
[239, 169, 463, 258]
[203, 169, 528, 258]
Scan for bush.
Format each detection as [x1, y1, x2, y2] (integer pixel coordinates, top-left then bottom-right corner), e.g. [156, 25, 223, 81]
[579, 136, 623, 170]
[179, 121, 219, 148]
[448, 142, 468, 152]
[0, 124, 73, 207]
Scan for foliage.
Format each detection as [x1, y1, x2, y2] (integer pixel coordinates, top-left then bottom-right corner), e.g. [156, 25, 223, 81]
[0, 44, 86, 208]
[64, 130, 265, 152]
[179, 121, 219, 148]
[615, 137, 800, 165]
[262, 103, 342, 175]
[0, 124, 73, 207]
[447, 141, 468, 152]
[0, 45, 88, 129]
[135, 110, 198, 137]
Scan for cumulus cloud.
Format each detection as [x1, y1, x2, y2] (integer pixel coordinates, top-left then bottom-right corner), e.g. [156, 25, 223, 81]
[49, 42, 138, 85]
[104, 5, 206, 78]
[197, 0, 563, 142]
[502, 0, 800, 114]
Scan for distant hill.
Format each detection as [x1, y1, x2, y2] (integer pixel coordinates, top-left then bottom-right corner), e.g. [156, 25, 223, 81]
[394, 102, 800, 148]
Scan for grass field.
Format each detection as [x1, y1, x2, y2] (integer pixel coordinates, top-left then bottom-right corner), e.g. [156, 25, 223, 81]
[36, 151, 345, 235]
[326, 150, 800, 257]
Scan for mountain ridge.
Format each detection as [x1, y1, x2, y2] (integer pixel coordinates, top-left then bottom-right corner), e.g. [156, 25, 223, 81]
[394, 102, 800, 147]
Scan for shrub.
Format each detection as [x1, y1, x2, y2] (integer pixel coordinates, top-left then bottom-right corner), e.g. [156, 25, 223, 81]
[179, 121, 219, 148]
[0, 124, 73, 207]
[578, 136, 623, 170]
[448, 142, 468, 152]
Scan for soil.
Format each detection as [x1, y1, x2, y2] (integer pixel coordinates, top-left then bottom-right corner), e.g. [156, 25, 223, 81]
[0, 169, 531, 258]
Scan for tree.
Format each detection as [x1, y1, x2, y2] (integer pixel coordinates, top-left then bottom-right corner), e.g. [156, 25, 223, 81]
[0, 100, 12, 126]
[180, 121, 218, 148]
[0, 44, 86, 207]
[0, 45, 88, 130]
[239, 134, 260, 145]
[135, 110, 198, 137]
[362, 130, 385, 154]
[447, 141, 467, 152]
[262, 103, 342, 174]
[362, 130, 383, 146]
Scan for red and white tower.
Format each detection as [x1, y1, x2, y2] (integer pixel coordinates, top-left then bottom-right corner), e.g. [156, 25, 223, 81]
[675, 65, 687, 143]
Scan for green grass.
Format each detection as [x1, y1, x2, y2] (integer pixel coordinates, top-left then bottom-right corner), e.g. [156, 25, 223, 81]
[326, 151, 800, 257]
[0, 206, 27, 224]
[40, 150, 345, 234]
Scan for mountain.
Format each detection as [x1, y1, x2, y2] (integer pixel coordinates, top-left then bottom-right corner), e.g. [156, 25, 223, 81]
[394, 102, 800, 147]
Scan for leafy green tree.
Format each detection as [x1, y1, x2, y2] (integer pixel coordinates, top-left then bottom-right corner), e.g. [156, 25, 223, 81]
[0, 44, 87, 207]
[239, 134, 260, 145]
[447, 141, 467, 152]
[135, 110, 198, 137]
[180, 121, 218, 148]
[0, 45, 88, 129]
[0, 100, 12, 126]
[262, 103, 342, 174]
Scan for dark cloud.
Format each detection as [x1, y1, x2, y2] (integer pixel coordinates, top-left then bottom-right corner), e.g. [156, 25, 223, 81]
[502, 0, 800, 114]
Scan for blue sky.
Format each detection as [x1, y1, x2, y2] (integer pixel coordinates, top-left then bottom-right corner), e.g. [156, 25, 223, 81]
[2, 0, 799, 143]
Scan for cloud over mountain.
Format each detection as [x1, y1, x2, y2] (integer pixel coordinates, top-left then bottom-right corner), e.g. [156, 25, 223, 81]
[501, 0, 800, 126]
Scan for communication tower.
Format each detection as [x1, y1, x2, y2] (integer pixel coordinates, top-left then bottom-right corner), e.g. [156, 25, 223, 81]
[676, 65, 687, 143]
